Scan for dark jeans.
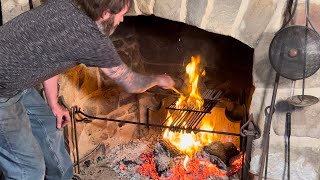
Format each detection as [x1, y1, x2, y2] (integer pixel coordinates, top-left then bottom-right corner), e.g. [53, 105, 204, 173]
[0, 88, 73, 180]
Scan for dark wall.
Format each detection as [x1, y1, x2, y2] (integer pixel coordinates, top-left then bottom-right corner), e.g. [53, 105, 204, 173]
[0, 1, 3, 25]
[114, 15, 254, 102]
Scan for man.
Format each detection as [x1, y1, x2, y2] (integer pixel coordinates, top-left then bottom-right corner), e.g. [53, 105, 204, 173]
[0, 0, 175, 179]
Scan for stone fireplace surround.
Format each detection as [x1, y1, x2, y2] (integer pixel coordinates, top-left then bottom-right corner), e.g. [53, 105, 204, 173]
[2, 0, 320, 179]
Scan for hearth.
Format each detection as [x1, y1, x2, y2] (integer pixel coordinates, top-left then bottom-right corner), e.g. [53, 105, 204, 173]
[66, 85, 259, 180]
[62, 15, 256, 180]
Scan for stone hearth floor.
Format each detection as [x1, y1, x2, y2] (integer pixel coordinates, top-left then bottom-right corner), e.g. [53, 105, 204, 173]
[80, 167, 129, 180]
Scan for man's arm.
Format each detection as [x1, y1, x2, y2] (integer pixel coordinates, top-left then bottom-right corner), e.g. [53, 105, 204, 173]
[101, 63, 175, 93]
[43, 75, 70, 128]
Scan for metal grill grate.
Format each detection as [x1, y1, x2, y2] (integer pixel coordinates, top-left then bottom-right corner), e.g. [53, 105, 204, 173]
[163, 89, 223, 130]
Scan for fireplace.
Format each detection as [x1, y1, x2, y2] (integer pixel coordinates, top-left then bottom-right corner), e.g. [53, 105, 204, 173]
[61, 15, 259, 179]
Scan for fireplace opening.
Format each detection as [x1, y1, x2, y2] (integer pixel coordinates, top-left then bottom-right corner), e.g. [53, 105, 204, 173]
[66, 15, 258, 180]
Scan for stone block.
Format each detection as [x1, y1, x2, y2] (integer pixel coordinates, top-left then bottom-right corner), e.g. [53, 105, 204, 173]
[205, 0, 242, 35]
[84, 88, 120, 115]
[119, 124, 137, 144]
[1, 0, 29, 23]
[293, 3, 320, 30]
[251, 146, 320, 179]
[154, 0, 182, 22]
[119, 92, 137, 107]
[273, 98, 320, 139]
[236, 0, 276, 47]
[106, 122, 118, 138]
[135, 0, 154, 15]
[32, 0, 42, 8]
[186, 0, 207, 27]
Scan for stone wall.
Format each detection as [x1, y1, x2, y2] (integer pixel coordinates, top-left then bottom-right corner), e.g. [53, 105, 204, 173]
[249, 1, 320, 179]
[0, 0, 41, 23]
[129, 0, 287, 48]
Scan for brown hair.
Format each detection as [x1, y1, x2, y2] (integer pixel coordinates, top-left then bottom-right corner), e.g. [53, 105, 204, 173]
[75, 0, 131, 21]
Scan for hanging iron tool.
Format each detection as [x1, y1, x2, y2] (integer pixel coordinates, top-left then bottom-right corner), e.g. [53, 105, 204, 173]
[285, 112, 291, 180]
[258, 0, 320, 179]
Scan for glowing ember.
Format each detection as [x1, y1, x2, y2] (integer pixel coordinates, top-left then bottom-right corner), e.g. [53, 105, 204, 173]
[136, 153, 160, 180]
[137, 153, 227, 180]
[227, 153, 244, 176]
[169, 157, 226, 180]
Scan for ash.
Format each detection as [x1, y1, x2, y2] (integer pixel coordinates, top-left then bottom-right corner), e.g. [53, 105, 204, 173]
[105, 139, 155, 179]
[80, 136, 160, 180]
[79, 135, 241, 180]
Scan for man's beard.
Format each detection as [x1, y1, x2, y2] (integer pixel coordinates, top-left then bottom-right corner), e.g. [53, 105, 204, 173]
[97, 16, 118, 36]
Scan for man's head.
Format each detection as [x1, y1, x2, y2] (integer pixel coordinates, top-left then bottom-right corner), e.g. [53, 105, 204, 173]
[76, 0, 131, 35]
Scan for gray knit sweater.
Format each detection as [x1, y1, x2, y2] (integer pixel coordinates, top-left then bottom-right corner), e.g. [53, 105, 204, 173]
[0, 0, 122, 97]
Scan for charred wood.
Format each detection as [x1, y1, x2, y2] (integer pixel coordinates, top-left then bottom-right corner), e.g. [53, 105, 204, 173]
[223, 142, 240, 166]
[153, 140, 183, 173]
[196, 150, 227, 171]
[203, 141, 240, 166]
[203, 141, 227, 164]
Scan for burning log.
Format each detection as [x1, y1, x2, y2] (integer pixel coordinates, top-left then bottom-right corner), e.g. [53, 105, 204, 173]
[156, 139, 183, 157]
[133, 138, 241, 180]
[196, 150, 227, 171]
[153, 139, 184, 173]
[203, 141, 227, 163]
[203, 141, 239, 165]
[223, 142, 240, 165]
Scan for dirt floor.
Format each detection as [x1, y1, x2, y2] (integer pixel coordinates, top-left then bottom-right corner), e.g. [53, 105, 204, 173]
[79, 166, 129, 180]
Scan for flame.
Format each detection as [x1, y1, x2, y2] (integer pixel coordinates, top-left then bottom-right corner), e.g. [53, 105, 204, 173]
[176, 56, 204, 109]
[137, 55, 241, 178]
[163, 113, 218, 156]
[163, 56, 219, 156]
[163, 112, 202, 156]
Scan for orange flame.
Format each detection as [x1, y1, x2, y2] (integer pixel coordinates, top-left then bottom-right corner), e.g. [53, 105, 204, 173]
[176, 56, 204, 109]
[163, 56, 218, 157]
[163, 114, 219, 156]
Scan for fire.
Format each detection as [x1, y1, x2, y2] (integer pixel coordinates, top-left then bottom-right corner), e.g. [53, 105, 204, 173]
[136, 55, 242, 178]
[136, 153, 244, 179]
[176, 56, 204, 109]
[227, 153, 245, 176]
[163, 56, 218, 158]
[169, 157, 226, 179]
[163, 113, 218, 157]
[137, 152, 227, 180]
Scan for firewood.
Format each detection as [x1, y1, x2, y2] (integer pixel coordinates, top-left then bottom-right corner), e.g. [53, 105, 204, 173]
[203, 141, 227, 163]
[156, 139, 183, 157]
[223, 142, 239, 166]
[196, 150, 227, 171]
[153, 139, 183, 173]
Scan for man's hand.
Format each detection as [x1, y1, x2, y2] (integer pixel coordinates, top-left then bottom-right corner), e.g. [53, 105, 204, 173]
[43, 75, 70, 129]
[50, 104, 71, 129]
[101, 64, 176, 93]
[155, 74, 175, 89]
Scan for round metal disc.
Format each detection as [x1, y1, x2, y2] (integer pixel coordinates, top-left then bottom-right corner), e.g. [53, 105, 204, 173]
[287, 95, 319, 107]
[269, 26, 320, 80]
